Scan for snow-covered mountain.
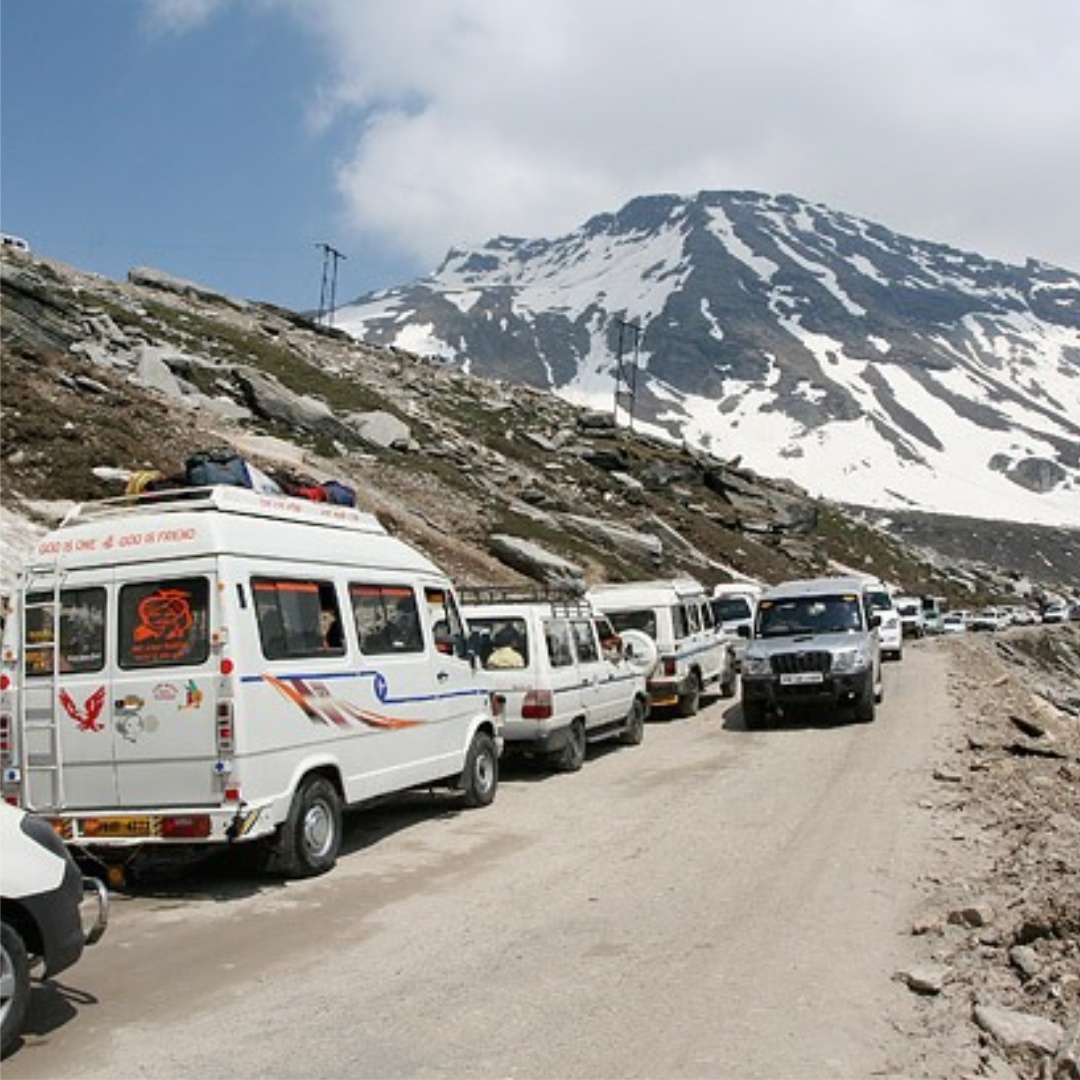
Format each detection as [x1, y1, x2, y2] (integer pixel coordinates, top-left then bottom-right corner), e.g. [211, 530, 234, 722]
[336, 190, 1080, 527]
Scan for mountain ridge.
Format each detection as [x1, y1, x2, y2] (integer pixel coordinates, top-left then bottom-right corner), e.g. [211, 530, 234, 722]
[335, 189, 1080, 527]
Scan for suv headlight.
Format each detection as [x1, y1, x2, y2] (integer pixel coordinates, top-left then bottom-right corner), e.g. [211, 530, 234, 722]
[742, 653, 772, 676]
[832, 646, 871, 673]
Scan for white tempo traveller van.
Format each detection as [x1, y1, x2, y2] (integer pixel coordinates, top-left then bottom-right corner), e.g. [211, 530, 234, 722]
[0, 487, 502, 882]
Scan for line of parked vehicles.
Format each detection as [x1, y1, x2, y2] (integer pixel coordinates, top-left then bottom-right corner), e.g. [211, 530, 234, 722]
[0, 483, 1070, 1056]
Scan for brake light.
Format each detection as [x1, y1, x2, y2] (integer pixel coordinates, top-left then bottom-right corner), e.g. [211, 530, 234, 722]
[662, 656, 677, 677]
[162, 815, 212, 839]
[522, 689, 553, 720]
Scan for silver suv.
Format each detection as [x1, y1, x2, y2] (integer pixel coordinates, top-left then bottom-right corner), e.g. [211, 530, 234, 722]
[740, 576, 883, 727]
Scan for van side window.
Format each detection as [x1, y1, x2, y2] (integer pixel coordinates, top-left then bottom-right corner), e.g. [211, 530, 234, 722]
[423, 587, 469, 659]
[24, 588, 106, 676]
[119, 578, 210, 669]
[672, 604, 690, 639]
[351, 584, 423, 655]
[545, 620, 575, 668]
[570, 619, 600, 663]
[253, 578, 344, 660]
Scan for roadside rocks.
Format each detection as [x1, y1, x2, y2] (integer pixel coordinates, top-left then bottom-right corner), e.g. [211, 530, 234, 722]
[904, 626, 1080, 1080]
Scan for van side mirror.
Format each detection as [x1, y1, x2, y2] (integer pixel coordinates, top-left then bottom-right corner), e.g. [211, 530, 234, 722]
[869, 613, 881, 629]
[737, 625, 751, 639]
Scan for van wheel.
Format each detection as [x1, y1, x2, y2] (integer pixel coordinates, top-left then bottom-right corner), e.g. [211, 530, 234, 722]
[677, 673, 701, 717]
[461, 730, 498, 808]
[555, 720, 587, 772]
[273, 776, 342, 878]
[1, 921, 30, 1060]
[619, 697, 647, 746]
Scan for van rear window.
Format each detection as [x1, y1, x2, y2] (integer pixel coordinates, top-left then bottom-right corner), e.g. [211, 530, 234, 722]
[119, 578, 210, 669]
[24, 588, 106, 676]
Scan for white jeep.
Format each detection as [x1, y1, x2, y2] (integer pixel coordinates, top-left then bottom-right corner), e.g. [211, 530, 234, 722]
[586, 578, 737, 716]
[461, 590, 650, 772]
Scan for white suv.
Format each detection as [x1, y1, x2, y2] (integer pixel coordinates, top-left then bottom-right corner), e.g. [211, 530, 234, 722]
[2, 803, 108, 1058]
[860, 580, 903, 661]
[461, 591, 650, 772]
[586, 578, 737, 716]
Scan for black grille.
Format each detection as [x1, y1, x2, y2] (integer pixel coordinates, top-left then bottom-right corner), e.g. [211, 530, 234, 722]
[771, 650, 832, 675]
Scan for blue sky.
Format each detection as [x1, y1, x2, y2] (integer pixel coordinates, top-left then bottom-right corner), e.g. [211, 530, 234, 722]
[3, 0, 1079, 313]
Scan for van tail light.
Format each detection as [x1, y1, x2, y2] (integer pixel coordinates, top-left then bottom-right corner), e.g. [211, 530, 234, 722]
[216, 701, 235, 753]
[521, 689, 553, 720]
[661, 656, 677, 677]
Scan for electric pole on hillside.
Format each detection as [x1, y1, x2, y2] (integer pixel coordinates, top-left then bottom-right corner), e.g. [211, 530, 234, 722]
[613, 317, 642, 431]
[315, 242, 346, 327]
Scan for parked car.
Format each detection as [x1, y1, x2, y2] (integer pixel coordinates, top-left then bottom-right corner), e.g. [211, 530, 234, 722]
[940, 611, 969, 634]
[893, 596, 925, 639]
[461, 591, 649, 771]
[860, 580, 903, 661]
[1041, 602, 1070, 624]
[968, 607, 1011, 632]
[740, 576, 883, 727]
[710, 583, 762, 670]
[587, 579, 737, 716]
[1, 803, 108, 1058]
[1008, 606, 1039, 626]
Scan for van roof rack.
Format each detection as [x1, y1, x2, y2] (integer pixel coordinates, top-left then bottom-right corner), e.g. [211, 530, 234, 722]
[58, 485, 387, 534]
[458, 584, 591, 615]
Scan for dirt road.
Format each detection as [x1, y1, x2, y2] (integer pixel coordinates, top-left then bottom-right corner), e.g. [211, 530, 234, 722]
[2, 643, 979, 1078]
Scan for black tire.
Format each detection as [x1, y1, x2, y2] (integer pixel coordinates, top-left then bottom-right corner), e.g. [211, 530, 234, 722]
[1, 921, 30, 1060]
[272, 775, 343, 878]
[720, 659, 738, 699]
[555, 719, 587, 772]
[855, 680, 877, 723]
[461, 730, 498, 808]
[742, 699, 767, 730]
[619, 697, 647, 746]
[676, 673, 701, 718]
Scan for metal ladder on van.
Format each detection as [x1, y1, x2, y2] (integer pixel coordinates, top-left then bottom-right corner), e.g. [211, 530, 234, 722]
[15, 570, 67, 810]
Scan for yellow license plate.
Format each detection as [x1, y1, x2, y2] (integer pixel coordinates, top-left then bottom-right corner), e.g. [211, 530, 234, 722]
[82, 815, 156, 838]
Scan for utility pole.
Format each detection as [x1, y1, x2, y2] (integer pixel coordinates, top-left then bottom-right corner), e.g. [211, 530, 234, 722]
[315, 242, 347, 327]
[613, 317, 642, 431]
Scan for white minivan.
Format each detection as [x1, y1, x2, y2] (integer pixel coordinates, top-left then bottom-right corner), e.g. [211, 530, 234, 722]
[461, 591, 649, 771]
[0, 486, 502, 882]
[586, 578, 737, 716]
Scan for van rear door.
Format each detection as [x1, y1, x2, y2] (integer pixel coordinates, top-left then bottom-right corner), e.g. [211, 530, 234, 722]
[18, 564, 222, 812]
[110, 566, 219, 807]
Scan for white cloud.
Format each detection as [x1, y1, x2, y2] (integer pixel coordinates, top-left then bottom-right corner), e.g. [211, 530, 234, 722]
[149, 0, 1080, 272]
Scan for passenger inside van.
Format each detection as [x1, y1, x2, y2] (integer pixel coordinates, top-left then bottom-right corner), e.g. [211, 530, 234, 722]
[486, 626, 526, 668]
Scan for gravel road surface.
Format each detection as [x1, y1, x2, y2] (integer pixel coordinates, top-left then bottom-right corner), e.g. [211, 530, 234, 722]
[7, 647, 953, 1079]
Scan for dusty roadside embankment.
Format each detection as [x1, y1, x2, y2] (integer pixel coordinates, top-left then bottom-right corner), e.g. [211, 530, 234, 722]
[902, 624, 1080, 1079]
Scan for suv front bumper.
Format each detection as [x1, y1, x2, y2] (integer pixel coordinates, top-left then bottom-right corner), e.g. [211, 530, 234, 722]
[742, 669, 873, 712]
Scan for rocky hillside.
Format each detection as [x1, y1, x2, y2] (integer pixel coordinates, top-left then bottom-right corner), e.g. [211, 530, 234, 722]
[0, 247, 1076, 604]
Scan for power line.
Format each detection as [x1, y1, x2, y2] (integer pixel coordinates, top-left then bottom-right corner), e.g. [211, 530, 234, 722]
[315, 242, 347, 327]
[613, 317, 642, 431]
